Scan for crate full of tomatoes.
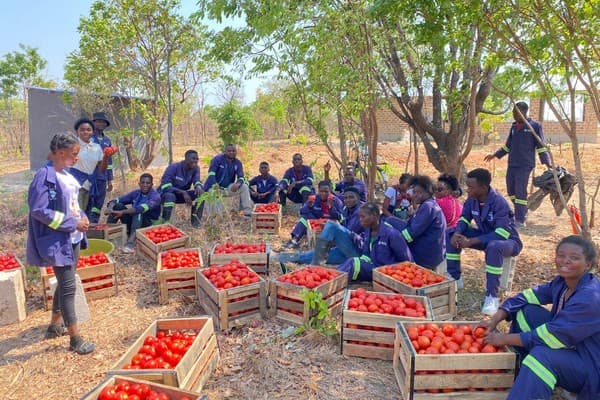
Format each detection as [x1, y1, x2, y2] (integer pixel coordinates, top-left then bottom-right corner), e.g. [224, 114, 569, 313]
[41, 252, 117, 310]
[109, 317, 219, 393]
[87, 223, 127, 246]
[271, 266, 348, 326]
[157, 248, 204, 304]
[341, 288, 433, 360]
[251, 202, 282, 234]
[209, 242, 270, 276]
[306, 218, 329, 247]
[196, 259, 268, 330]
[136, 224, 191, 263]
[393, 321, 518, 399]
[81, 375, 207, 400]
[0, 252, 27, 290]
[372, 262, 457, 320]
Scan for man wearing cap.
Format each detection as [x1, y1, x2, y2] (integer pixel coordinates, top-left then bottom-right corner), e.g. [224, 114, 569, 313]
[90, 111, 114, 223]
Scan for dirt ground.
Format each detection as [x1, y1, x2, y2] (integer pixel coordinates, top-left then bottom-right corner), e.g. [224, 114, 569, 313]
[0, 141, 598, 400]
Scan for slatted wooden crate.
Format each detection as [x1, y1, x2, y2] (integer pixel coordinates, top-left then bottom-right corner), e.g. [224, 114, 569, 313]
[157, 248, 204, 304]
[372, 264, 457, 320]
[80, 375, 207, 400]
[306, 218, 329, 247]
[0, 253, 27, 291]
[393, 321, 518, 399]
[41, 254, 117, 310]
[208, 243, 270, 276]
[135, 224, 191, 263]
[196, 266, 268, 330]
[109, 317, 219, 392]
[251, 203, 282, 234]
[270, 268, 348, 325]
[341, 290, 433, 360]
[87, 223, 127, 246]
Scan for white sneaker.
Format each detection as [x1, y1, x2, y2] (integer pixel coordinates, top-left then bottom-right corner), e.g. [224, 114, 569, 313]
[121, 245, 135, 254]
[481, 295, 499, 316]
[456, 278, 464, 289]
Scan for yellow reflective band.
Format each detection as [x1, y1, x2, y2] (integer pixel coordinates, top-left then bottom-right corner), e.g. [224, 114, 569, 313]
[446, 253, 460, 261]
[115, 197, 121, 204]
[161, 182, 172, 190]
[107, 165, 113, 170]
[283, 178, 290, 184]
[48, 211, 65, 230]
[522, 355, 557, 389]
[537, 147, 548, 153]
[307, 177, 314, 182]
[194, 181, 202, 187]
[485, 264, 503, 275]
[91, 207, 101, 214]
[300, 218, 308, 228]
[401, 229, 413, 243]
[299, 186, 312, 193]
[495, 227, 510, 239]
[516, 310, 531, 332]
[502, 145, 510, 152]
[510, 195, 516, 200]
[352, 257, 361, 280]
[459, 216, 470, 225]
[141, 204, 149, 212]
[515, 198, 528, 205]
[523, 288, 540, 305]
[360, 255, 371, 263]
[536, 324, 566, 349]
[207, 171, 216, 176]
[163, 202, 175, 208]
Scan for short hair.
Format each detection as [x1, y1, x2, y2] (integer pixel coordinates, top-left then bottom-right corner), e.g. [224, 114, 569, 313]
[292, 153, 302, 159]
[557, 235, 598, 270]
[344, 186, 360, 197]
[438, 173, 460, 192]
[360, 202, 380, 216]
[50, 132, 79, 153]
[410, 175, 434, 196]
[399, 173, 412, 185]
[318, 180, 332, 189]
[74, 117, 94, 131]
[515, 101, 529, 113]
[259, 161, 269, 167]
[184, 149, 198, 159]
[139, 173, 153, 182]
[466, 168, 492, 187]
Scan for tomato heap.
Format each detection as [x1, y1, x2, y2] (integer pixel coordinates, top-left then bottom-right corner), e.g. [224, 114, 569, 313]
[277, 266, 339, 289]
[347, 288, 427, 318]
[99, 381, 193, 400]
[308, 218, 328, 231]
[103, 145, 119, 157]
[202, 260, 261, 290]
[143, 226, 184, 244]
[0, 253, 21, 272]
[122, 329, 197, 371]
[44, 252, 109, 274]
[160, 250, 200, 270]
[378, 262, 445, 288]
[254, 202, 280, 213]
[408, 323, 502, 355]
[213, 242, 266, 254]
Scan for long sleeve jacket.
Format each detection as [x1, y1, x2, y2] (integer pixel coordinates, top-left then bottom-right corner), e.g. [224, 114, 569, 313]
[335, 179, 367, 202]
[279, 165, 314, 190]
[112, 189, 161, 221]
[159, 161, 202, 193]
[300, 196, 344, 221]
[248, 174, 279, 195]
[493, 118, 551, 169]
[354, 222, 413, 267]
[91, 133, 113, 181]
[342, 203, 364, 235]
[204, 154, 245, 190]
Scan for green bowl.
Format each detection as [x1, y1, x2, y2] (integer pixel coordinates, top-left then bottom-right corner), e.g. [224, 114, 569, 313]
[81, 238, 115, 256]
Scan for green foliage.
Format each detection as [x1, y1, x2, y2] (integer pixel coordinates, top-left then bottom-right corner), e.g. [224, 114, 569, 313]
[208, 100, 262, 147]
[0, 44, 52, 99]
[290, 134, 309, 146]
[295, 288, 338, 337]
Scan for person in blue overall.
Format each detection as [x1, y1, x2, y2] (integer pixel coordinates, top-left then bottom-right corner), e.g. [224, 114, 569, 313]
[88, 112, 114, 223]
[480, 235, 600, 400]
[105, 173, 161, 252]
[203, 144, 253, 216]
[337, 202, 412, 282]
[27, 132, 95, 355]
[275, 187, 364, 269]
[276, 153, 314, 205]
[446, 168, 522, 315]
[282, 180, 344, 249]
[385, 175, 446, 271]
[159, 149, 204, 227]
[323, 161, 367, 202]
[248, 161, 279, 204]
[484, 102, 551, 227]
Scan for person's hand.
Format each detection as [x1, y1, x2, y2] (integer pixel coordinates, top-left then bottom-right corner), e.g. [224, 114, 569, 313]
[112, 210, 124, 219]
[288, 181, 297, 191]
[483, 331, 507, 347]
[195, 185, 204, 197]
[76, 215, 90, 232]
[324, 161, 331, 173]
[326, 194, 334, 207]
[484, 153, 495, 162]
[231, 183, 241, 193]
[107, 181, 113, 192]
[450, 232, 464, 249]
[182, 192, 192, 206]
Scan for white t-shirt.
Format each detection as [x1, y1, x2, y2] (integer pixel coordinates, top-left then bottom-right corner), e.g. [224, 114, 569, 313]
[384, 187, 413, 208]
[56, 170, 84, 244]
[72, 138, 103, 190]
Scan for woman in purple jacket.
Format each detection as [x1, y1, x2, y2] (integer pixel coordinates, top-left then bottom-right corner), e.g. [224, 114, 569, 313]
[26, 132, 95, 355]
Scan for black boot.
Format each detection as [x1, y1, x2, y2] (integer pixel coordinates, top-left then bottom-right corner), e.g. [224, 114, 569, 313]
[311, 238, 330, 266]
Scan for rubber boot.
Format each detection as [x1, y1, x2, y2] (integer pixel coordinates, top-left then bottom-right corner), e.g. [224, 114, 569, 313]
[311, 238, 330, 266]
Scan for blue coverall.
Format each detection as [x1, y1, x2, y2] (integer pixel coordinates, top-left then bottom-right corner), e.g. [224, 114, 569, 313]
[248, 174, 279, 204]
[106, 188, 161, 235]
[89, 133, 113, 223]
[334, 178, 367, 202]
[289, 195, 344, 241]
[278, 165, 314, 204]
[158, 161, 203, 221]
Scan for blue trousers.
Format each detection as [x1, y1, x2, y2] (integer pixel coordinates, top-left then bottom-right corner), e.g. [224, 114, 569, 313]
[87, 179, 107, 223]
[506, 166, 532, 224]
[290, 218, 309, 240]
[507, 305, 595, 399]
[251, 192, 275, 204]
[279, 186, 312, 205]
[446, 227, 521, 297]
[337, 256, 375, 282]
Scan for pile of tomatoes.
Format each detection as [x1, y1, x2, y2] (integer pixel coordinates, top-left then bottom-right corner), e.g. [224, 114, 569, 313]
[99, 381, 193, 400]
[122, 329, 197, 371]
[44, 252, 109, 275]
[0, 253, 21, 272]
[213, 242, 266, 254]
[378, 262, 445, 288]
[407, 323, 503, 355]
[160, 250, 201, 270]
[308, 218, 328, 231]
[277, 266, 339, 289]
[143, 226, 184, 244]
[347, 288, 427, 318]
[254, 203, 280, 213]
[202, 260, 261, 290]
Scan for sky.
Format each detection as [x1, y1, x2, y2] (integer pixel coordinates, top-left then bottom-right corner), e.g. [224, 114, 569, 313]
[0, 0, 264, 104]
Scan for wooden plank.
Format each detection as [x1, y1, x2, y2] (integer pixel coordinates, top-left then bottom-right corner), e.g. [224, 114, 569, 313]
[157, 248, 203, 304]
[80, 375, 207, 400]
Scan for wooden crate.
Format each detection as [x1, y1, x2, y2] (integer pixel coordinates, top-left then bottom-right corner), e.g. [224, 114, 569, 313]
[41, 254, 117, 310]
[81, 375, 207, 400]
[87, 223, 127, 246]
[372, 265, 457, 320]
[157, 248, 204, 304]
[196, 268, 268, 330]
[135, 224, 191, 263]
[270, 269, 348, 325]
[208, 243, 270, 276]
[394, 321, 518, 399]
[0, 253, 27, 291]
[341, 290, 433, 360]
[109, 317, 219, 392]
[306, 218, 329, 247]
[251, 203, 282, 234]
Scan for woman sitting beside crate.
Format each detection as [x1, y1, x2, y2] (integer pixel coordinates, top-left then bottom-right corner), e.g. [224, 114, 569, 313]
[480, 235, 600, 400]
[337, 202, 412, 282]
